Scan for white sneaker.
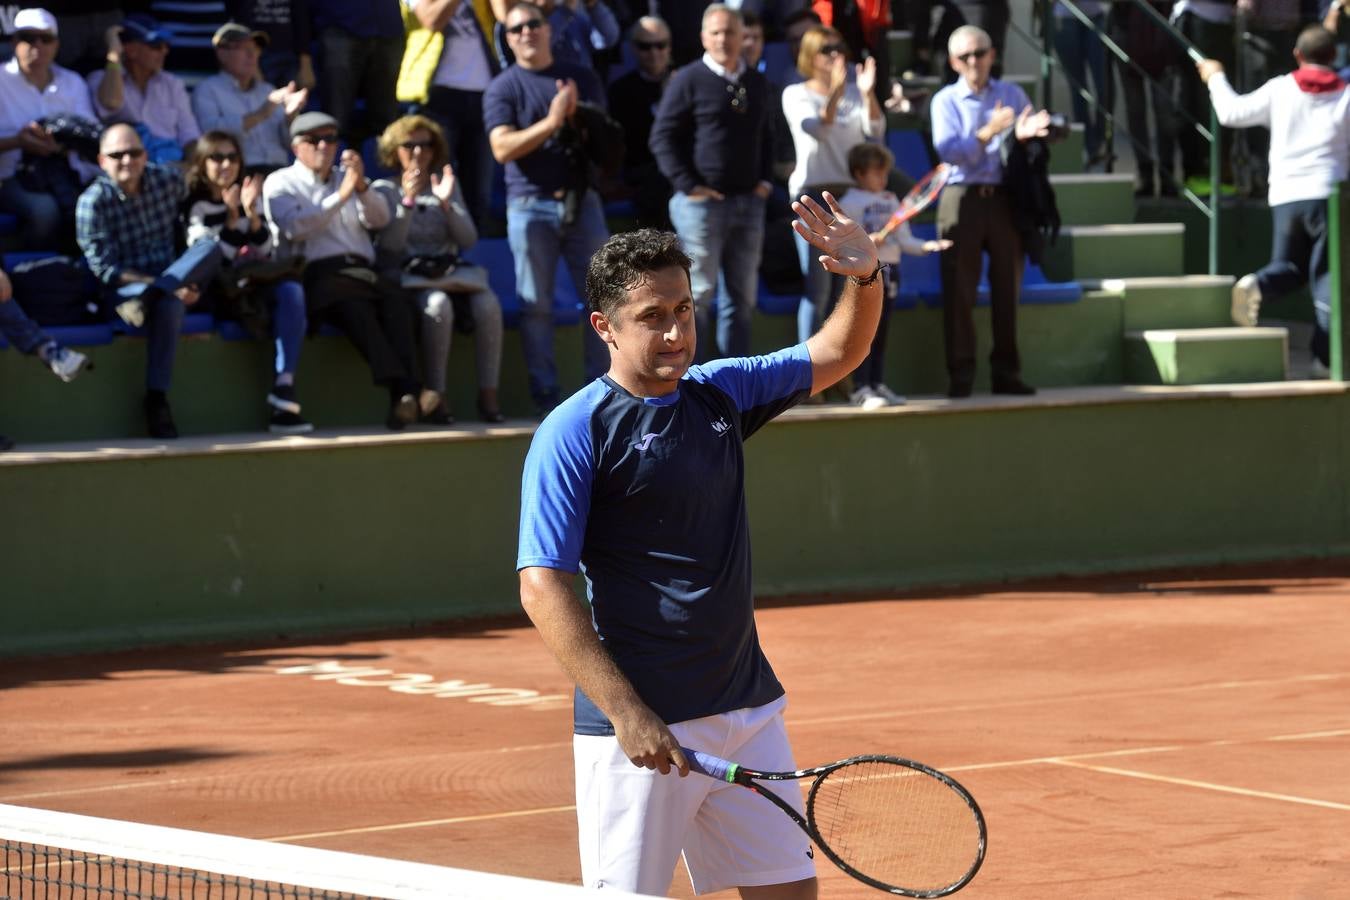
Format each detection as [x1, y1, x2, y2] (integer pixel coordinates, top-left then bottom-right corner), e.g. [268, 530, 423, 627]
[115, 298, 146, 328]
[1231, 274, 1261, 327]
[850, 385, 887, 411]
[873, 383, 906, 406]
[1309, 358, 1331, 380]
[46, 345, 90, 383]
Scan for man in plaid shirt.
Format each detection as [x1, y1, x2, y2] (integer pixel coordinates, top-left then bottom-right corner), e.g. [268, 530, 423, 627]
[76, 123, 222, 439]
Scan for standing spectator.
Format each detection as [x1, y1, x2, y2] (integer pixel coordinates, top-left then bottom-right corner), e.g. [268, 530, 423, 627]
[372, 114, 506, 424]
[193, 22, 309, 175]
[931, 25, 1050, 397]
[607, 15, 674, 229]
[782, 25, 883, 345]
[482, 1, 609, 417]
[1051, 0, 1109, 168]
[76, 124, 224, 438]
[0, 8, 100, 251]
[1171, 0, 1236, 190]
[405, 0, 499, 227]
[650, 4, 775, 361]
[89, 15, 202, 161]
[489, 0, 622, 71]
[263, 111, 424, 430]
[1200, 25, 1350, 373]
[836, 141, 950, 408]
[226, 0, 317, 89]
[314, 0, 405, 145]
[1108, 0, 1180, 196]
[183, 129, 312, 433]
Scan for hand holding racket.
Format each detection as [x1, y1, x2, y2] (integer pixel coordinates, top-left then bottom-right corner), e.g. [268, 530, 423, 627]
[681, 746, 985, 897]
[876, 164, 952, 242]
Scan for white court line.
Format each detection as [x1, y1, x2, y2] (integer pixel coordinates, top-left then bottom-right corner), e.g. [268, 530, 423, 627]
[1047, 759, 1350, 812]
[269, 806, 580, 843]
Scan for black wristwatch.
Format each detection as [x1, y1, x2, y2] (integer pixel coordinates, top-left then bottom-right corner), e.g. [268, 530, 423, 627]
[851, 262, 884, 287]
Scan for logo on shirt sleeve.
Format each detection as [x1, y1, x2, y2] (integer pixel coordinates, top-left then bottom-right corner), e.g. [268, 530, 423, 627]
[711, 416, 732, 436]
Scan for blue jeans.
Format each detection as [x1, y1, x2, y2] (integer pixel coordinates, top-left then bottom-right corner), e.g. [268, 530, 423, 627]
[271, 280, 307, 377]
[114, 240, 224, 392]
[668, 190, 765, 360]
[1257, 198, 1330, 365]
[506, 190, 609, 409]
[1052, 12, 1108, 160]
[0, 297, 49, 354]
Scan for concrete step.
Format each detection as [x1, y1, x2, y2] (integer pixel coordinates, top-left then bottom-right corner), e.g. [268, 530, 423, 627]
[887, 29, 914, 77]
[1092, 275, 1237, 331]
[1124, 326, 1289, 385]
[1048, 124, 1086, 174]
[1051, 173, 1135, 225]
[1042, 223, 1186, 281]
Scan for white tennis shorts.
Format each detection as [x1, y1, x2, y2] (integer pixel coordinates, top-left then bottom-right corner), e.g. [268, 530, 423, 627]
[573, 695, 816, 896]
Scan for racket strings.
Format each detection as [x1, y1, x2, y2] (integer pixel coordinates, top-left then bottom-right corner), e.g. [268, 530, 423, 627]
[809, 760, 980, 894]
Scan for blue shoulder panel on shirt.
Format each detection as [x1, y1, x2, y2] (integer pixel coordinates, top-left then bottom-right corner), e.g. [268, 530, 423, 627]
[686, 343, 812, 412]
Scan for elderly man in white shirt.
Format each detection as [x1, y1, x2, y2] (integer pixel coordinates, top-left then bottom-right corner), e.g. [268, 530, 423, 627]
[88, 14, 202, 161]
[0, 7, 101, 250]
[263, 111, 423, 430]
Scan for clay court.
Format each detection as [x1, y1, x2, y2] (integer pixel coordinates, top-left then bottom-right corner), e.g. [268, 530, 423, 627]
[3, 561, 1348, 899]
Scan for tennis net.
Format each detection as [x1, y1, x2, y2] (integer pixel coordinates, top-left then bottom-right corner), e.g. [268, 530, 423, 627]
[0, 803, 635, 899]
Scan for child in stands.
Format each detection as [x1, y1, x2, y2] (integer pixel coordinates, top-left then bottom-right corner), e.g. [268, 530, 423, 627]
[836, 142, 950, 408]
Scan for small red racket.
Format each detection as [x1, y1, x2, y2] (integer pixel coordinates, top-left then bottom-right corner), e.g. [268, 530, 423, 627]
[876, 163, 952, 241]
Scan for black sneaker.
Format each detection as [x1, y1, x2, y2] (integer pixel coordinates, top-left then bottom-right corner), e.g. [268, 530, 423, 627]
[266, 384, 302, 415]
[269, 409, 314, 434]
[991, 377, 1037, 396]
[387, 393, 418, 430]
[144, 391, 178, 439]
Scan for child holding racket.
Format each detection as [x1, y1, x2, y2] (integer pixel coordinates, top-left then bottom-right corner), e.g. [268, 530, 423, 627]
[836, 143, 951, 409]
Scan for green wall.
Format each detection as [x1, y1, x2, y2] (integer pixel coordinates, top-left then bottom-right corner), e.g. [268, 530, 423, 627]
[4, 388, 1347, 657]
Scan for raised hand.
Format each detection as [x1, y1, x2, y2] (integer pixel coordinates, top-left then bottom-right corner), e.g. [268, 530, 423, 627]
[922, 238, 954, 253]
[985, 101, 1016, 136]
[829, 53, 848, 92]
[1013, 105, 1052, 141]
[401, 163, 430, 199]
[283, 85, 309, 117]
[548, 78, 579, 128]
[430, 163, 457, 205]
[240, 174, 262, 214]
[855, 56, 877, 98]
[791, 191, 878, 278]
[221, 180, 242, 212]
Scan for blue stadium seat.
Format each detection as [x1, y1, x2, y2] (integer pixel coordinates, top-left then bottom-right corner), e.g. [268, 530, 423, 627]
[462, 237, 584, 328]
[46, 323, 116, 346]
[885, 130, 933, 181]
[894, 222, 940, 308]
[756, 281, 797, 317]
[917, 249, 1082, 308]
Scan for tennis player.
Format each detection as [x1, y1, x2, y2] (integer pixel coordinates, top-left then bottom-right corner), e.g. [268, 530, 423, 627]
[517, 193, 882, 898]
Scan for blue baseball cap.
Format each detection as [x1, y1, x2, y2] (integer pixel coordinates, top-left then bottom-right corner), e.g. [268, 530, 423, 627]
[120, 14, 174, 46]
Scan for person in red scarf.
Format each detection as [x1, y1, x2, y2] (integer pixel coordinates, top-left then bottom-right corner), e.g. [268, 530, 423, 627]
[1198, 23, 1350, 375]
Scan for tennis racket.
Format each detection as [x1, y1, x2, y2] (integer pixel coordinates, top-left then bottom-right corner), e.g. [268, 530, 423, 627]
[876, 163, 953, 241]
[681, 747, 985, 898]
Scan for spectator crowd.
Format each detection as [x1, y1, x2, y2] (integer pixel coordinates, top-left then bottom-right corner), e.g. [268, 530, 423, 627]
[0, 0, 1346, 450]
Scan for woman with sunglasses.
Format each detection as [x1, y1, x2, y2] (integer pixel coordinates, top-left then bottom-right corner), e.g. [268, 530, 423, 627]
[781, 26, 883, 353]
[371, 114, 504, 424]
[184, 130, 312, 433]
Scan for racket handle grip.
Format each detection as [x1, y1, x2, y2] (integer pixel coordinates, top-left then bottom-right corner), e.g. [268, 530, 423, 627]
[681, 747, 739, 783]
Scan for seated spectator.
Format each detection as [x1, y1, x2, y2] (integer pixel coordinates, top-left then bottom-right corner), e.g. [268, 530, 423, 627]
[193, 22, 308, 176]
[372, 114, 505, 424]
[88, 15, 202, 162]
[225, 0, 317, 89]
[0, 8, 101, 251]
[314, 0, 404, 146]
[607, 15, 674, 230]
[76, 123, 224, 438]
[184, 129, 312, 433]
[263, 111, 424, 430]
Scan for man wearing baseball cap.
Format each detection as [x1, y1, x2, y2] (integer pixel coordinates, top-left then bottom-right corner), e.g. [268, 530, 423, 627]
[192, 22, 308, 174]
[262, 111, 423, 430]
[88, 14, 201, 160]
[0, 8, 101, 250]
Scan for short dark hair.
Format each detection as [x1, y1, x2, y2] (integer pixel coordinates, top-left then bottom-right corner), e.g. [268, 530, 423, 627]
[742, 10, 763, 29]
[1296, 24, 1336, 65]
[585, 229, 692, 319]
[848, 141, 894, 177]
[507, 1, 545, 21]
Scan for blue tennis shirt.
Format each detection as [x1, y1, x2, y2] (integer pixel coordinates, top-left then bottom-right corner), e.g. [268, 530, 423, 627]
[517, 344, 813, 735]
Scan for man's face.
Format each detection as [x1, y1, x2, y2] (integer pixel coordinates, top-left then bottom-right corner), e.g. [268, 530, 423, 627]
[13, 28, 58, 75]
[950, 33, 995, 91]
[592, 266, 696, 396]
[633, 24, 671, 78]
[505, 7, 551, 70]
[123, 39, 169, 75]
[293, 129, 340, 175]
[701, 11, 743, 69]
[216, 39, 261, 82]
[742, 23, 764, 69]
[98, 127, 147, 192]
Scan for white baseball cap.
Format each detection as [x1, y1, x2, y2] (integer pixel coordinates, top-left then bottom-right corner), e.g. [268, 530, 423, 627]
[13, 8, 59, 36]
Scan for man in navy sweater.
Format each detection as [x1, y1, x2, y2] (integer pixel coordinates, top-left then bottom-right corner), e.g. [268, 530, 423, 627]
[649, 3, 775, 362]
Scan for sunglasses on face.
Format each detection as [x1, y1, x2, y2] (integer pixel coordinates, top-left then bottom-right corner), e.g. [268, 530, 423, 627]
[635, 40, 669, 51]
[506, 18, 544, 35]
[15, 31, 56, 45]
[298, 133, 340, 146]
[820, 43, 846, 56]
[104, 148, 146, 161]
[956, 47, 991, 62]
[207, 152, 239, 163]
[399, 140, 434, 151]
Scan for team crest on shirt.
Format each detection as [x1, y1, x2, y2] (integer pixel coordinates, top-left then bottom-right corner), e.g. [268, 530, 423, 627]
[711, 416, 732, 436]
